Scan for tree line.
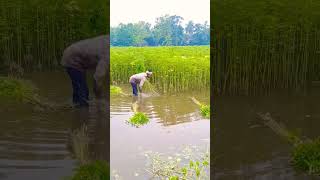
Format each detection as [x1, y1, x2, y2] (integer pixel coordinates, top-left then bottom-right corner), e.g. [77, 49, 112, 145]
[111, 15, 210, 46]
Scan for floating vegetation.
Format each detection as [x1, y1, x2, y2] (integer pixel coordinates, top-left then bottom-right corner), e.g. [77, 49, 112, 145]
[0, 76, 58, 110]
[258, 112, 320, 176]
[110, 46, 210, 93]
[110, 85, 123, 95]
[128, 112, 150, 127]
[191, 97, 210, 119]
[292, 139, 320, 175]
[0, 76, 39, 104]
[66, 126, 110, 180]
[65, 160, 110, 180]
[145, 145, 210, 179]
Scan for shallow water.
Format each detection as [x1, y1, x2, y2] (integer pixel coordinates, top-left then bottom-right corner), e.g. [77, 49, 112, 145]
[213, 89, 320, 180]
[0, 72, 209, 179]
[110, 85, 210, 179]
[0, 72, 109, 180]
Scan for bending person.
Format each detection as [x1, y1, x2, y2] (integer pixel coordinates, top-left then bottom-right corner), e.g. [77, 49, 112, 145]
[61, 35, 109, 107]
[129, 70, 152, 96]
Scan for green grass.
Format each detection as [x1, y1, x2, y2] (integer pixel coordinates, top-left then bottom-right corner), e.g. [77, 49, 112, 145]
[292, 139, 320, 176]
[110, 85, 123, 95]
[128, 112, 149, 127]
[65, 160, 110, 180]
[111, 46, 210, 93]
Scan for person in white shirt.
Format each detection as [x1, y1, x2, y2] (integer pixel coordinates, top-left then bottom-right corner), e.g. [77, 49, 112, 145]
[129, 70, 152, 96]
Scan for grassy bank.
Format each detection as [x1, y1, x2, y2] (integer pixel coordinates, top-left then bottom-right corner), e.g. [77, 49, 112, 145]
[110, 46, 210, 93]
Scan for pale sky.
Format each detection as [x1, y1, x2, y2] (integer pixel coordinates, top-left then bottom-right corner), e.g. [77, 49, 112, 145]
[110, 0, 210, 27]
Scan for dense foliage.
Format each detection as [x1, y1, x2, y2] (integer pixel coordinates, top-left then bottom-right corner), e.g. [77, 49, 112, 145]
[110, 46, 210, 93]
[111, 15, 210, 46]
[212, 0, 320, 95]
[292, 139, 320, 176]
[0, 0, 109, 71]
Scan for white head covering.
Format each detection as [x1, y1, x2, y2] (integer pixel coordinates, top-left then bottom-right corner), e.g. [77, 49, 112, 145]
[146, 70, 152, 75]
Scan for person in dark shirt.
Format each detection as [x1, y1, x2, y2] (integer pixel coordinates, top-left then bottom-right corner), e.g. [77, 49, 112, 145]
[61, 35, 109, 107]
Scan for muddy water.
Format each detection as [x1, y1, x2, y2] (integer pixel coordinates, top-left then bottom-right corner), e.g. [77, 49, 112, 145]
[0, 72, 109, 180]
[110, 85, 210, 179]
[213, 89, 320, 180]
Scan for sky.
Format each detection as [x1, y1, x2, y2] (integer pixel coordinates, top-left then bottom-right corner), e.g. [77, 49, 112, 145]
[110, 0, 210, 27]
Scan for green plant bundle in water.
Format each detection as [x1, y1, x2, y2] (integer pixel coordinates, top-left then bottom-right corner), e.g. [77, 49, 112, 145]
[258, 113, 320, 176]
[66, 160, 110, 180]
[0, 76, 39, 104]
[191, 97, 210, 119]
[200, 104, 210, 119]
[292, 138, 320, 175]
[129, 112, 149, 127]
[110, 85, 123, 95]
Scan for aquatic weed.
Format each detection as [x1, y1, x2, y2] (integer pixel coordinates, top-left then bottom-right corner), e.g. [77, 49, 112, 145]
[128, 112, 149, 127]
[110, 85, 123, 95]
[191, 97, 210, 119]
[200, 105, 210, 119]
[145, 145, 210, 179]
[292, 138, 320, 176]
[65, 160, 110, 180]
[0, 76, 38, 104]
[258, 113, 320, 176]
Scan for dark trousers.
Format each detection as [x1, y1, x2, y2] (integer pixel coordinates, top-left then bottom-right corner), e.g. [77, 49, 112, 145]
[66, 67, 89, 107]
[131, 82, 138, 96]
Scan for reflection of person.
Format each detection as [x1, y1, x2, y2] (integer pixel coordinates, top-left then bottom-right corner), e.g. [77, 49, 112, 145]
[129, 70, 152, 96]
[131, 95, 145, 112]
[61, 35, 109, 107]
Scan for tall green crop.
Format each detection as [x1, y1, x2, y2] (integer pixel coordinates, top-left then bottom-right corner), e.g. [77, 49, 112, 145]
[110, 46, 210, 93]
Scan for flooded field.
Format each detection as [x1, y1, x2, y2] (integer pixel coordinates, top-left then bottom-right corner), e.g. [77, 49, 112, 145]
[110, 85, 210, 179]
[0, 72, 109, 180]
[213, 89, 320, 180]
[0, 72, 209, 179]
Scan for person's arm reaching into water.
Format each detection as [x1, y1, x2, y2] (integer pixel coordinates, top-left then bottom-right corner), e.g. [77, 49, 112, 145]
[93, 59, 107, 98]
[139, 76, 146, 93]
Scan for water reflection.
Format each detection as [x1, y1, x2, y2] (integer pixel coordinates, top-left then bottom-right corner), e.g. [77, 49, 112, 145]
[110, 85, 210, 179]
[111, 85, 209, 127]
[213, 90, 320, 180]
[0, 72, 110, 179]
